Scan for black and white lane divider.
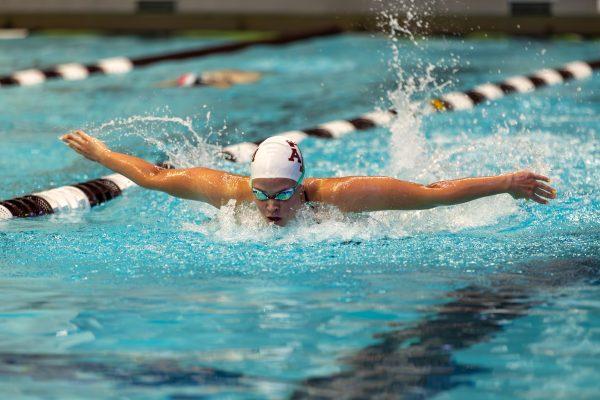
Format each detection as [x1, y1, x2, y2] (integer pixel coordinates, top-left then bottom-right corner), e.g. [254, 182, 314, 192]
[0, 162, 176, 220]
[0, 174, 135, 219]
[0, 28, 341, 88]
[1, 58, 598, 219]
[222, 109, 398, 162]
[223, 58, 600, 162]
[430, 59, 600, 111]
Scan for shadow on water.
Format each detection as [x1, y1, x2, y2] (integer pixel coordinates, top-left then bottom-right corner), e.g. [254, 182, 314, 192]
[292, 258, 599, 399]
[0, 353, 245, 386]
[0, 258, 597, 399]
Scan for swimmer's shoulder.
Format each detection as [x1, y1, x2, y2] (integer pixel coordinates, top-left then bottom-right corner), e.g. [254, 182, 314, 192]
[304, 177, 331, 202]
[186, 168, 253, 204]
[226, 173, 253, 202]
[303, 176, 370, 204]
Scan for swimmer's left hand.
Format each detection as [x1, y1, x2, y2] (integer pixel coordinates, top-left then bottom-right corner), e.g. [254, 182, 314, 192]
[507, 171, 557, 205]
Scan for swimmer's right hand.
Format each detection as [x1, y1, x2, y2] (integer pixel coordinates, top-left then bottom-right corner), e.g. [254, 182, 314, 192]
[507, 170, 556, 205]
[60, 130, 110, 163]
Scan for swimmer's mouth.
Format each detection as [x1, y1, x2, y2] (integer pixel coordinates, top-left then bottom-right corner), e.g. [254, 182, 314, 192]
[267, 216, 281, 223]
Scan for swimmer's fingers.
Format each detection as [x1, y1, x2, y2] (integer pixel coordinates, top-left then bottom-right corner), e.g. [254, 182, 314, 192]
[63, 131, 109, 162]
[60, 132, 76, 142]
[73, 130, 94, 142]
[508, 170, 556, 203]
[60, 135, 89, 161]
[531, 173, 550, 182]
[61, 135, 79, 147]
[535, 183, 557, 199]
[62, 136, 82, 149]
[63, 137, 87, 154]
[60, 131, 89, 145]
[534, 187, 555, 200]
[67, 133, 87, 146]
[531, 193, 549, 205]
[65, 140, 85, 154]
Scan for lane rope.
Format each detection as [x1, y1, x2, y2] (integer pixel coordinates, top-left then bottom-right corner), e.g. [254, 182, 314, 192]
[223, 58, 599, 161]
[0, 174, 135, 219]
[222, 109, 398, 162]
[1, 58, 597, 219]
[431, 59, 599, 111]
[0, 28, 341, 88]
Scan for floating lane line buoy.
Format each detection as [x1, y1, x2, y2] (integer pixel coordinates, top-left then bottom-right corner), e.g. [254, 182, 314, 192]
[0, 28, 341, 88]
[0, 174, 134, 219]
[430, 58, 598, 111]
[222, 109, 397, 162]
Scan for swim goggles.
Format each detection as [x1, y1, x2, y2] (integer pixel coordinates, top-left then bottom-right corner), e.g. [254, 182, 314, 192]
[250, 170, 305, 201]
[252, 184, 299, 201]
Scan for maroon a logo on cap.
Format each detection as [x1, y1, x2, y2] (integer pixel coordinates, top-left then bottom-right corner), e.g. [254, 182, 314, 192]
[286, 140, 302, 163]
[288, 148, 302, 163]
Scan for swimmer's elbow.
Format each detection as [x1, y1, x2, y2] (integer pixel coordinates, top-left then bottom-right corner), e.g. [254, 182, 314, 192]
[423, 185, 452, 208]
[421, 184, 459, 208]
[136, 169, 173, 191]
[137, 177, 159, 190]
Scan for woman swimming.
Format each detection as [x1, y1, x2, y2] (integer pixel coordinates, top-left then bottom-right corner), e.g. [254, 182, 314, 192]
[157, 70, 262, 88]
[61, 131, 556, 227]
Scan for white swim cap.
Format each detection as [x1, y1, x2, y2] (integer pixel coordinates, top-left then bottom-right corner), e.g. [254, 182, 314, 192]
[250, 136, 304, 184]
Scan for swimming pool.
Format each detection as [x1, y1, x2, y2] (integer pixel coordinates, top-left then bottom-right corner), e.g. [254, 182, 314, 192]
[0, 32, 598, 399]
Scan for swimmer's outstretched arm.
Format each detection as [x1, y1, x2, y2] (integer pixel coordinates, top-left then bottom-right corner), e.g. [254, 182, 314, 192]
[60, 130, 250, 208]
[306, 172, 557, 213]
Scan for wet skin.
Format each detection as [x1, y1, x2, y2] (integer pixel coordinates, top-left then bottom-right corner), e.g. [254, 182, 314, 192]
[250, 178, 305, 227]
[60, 130, 558, 226]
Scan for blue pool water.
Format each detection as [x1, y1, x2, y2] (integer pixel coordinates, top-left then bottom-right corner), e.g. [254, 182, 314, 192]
[0, 32, 599, 399]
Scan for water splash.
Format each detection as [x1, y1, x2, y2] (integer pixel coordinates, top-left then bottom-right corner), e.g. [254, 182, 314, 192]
[381, 1, 456, 175]
[91, 111, 231, 171]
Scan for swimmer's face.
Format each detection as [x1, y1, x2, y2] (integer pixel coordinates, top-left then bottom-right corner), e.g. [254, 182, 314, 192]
[251, 178, 304, 227]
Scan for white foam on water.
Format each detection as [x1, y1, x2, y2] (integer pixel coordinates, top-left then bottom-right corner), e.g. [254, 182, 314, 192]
[183, 200, 392, 244]
[182, 200, 278, 242]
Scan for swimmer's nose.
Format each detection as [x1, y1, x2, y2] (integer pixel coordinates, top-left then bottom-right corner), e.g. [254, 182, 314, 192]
[265, 199, 279, 213]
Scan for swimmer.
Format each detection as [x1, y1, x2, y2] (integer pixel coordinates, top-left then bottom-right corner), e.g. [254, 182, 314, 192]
[157, 70, 262, 88]
[60, 131, 557, 227]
